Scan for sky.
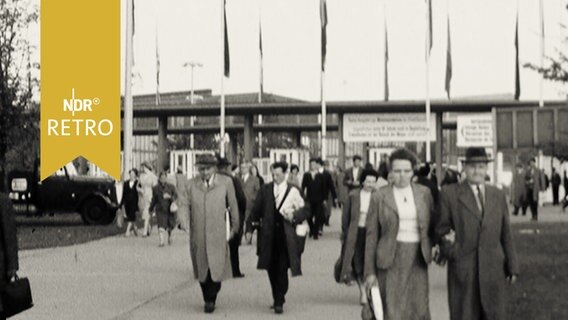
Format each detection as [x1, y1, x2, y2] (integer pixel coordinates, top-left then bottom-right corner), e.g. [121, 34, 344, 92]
[26, 0, 568, 102]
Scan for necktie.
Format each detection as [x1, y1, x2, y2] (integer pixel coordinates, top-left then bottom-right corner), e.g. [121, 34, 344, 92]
[476, 185, 484, 214]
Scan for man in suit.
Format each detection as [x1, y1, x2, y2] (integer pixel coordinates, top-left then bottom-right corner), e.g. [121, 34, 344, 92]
[177, 154, 240, 313]
[435, 147, 518, 320]
[0, 193, 18, 320]
[217, 157, 247, 278]
[551, 168, 562, 206]
[343, 155, 363, 192]
[301, 157, 338, 239]
[416, 163, 439, 207]
[241, 160, 261, 245]
[249, 162, 308, 314]
[510, 163, 527, 216]
[525, 158, 546, 221]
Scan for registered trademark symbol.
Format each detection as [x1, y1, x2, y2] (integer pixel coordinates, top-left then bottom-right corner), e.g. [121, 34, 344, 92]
[93, 98, 101, 105]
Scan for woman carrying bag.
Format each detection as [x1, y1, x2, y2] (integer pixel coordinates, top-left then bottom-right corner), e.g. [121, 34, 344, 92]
[364, 148, 435, 320]
[338, 169, 379, 305]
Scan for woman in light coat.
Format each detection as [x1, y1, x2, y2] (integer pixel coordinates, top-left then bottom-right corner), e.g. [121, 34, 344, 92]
[364, 149, 435, 320]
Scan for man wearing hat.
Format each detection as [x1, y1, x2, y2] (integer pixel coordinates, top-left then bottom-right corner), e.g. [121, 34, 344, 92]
[434, 147, 518, 320]
[177, 154, 240, 313]
[217, 157, 247, 278]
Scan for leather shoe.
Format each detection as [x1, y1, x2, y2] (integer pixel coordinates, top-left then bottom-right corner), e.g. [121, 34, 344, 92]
[274, 305, 283, 314]
[204, 302, 215, 313]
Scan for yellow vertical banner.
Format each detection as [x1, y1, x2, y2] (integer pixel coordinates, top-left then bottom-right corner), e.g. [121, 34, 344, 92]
[41, 0, 120, 180]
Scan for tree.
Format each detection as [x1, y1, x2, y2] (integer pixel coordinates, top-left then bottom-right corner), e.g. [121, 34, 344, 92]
[524, 5, 568, 86]
[0, 0, 39, 190]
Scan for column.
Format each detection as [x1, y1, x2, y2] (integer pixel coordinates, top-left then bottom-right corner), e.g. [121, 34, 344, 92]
[435, 112, 444, 186]
[157, 116, 168, 173]
[244, 115, 254, 162]
[338, 113, 345, 169]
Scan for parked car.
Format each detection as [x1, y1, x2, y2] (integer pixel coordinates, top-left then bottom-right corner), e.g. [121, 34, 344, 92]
[7, 163, 119, 225]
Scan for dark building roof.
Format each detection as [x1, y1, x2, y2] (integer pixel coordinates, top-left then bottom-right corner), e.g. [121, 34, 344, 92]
[123, 90, 304, 108]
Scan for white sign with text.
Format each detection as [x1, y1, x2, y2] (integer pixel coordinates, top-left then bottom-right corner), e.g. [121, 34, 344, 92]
[457, 114, 493, 147]
[343, 113, 437, 142]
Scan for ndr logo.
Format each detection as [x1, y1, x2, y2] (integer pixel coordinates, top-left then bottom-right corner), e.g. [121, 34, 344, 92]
[63, 88, 100, 116]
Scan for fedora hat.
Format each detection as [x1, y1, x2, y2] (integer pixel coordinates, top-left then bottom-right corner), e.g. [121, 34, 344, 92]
[216, 157, 232, 167]
[461, 147, 493, 164]
[196, 154, 218, 166]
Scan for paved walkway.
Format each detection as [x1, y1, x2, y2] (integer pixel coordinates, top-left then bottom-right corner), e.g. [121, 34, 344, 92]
[24, 204, 537, 319]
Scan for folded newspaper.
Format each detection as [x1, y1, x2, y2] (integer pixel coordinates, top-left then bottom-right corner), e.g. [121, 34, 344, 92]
[277, 187, 308, 236]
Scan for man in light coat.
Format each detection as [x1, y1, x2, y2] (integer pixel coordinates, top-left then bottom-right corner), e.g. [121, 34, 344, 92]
[435, 147, 519, 320]
[177, 154, 240, 314]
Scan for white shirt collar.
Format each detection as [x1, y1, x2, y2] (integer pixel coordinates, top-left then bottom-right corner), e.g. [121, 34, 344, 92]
[203, 174, 215, 186]
[318, 168, 324, 174]
[469, 183, 485, 193]
[273, 180, 288, 196]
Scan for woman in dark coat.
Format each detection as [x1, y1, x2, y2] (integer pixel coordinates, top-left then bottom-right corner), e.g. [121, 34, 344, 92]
[150, 172, 178, 247]
[339, 169, 379, 305]
[120, 168, 139, 236]
[0, 193, 19, 320]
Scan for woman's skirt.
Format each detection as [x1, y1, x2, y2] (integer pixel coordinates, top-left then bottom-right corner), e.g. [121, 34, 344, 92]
[124, 204, 137, 222]
[377, 241, 430, 320]
[157, 211, 176, 230]
[352, 227, 366, 278]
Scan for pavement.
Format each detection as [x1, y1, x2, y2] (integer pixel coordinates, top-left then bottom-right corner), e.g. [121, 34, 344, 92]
[11, 208, 449, 320]
[15, 205, 567, 320]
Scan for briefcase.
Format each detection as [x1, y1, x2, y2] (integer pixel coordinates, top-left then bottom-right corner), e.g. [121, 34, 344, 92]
[2, 275, 33, 318]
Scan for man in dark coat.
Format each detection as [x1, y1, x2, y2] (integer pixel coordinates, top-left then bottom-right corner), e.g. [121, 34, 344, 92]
[416, 163, 439, 207]
[343, 155, 363, 192]
[435, 147, 518, 320]
[240, 160, 261, 245]
[551, 168, 561, 206]
[301, 157, 337, 239]
[249, 162, 309, 314]
[525, 158, 546, 221]
[217, 157, 247, 278]
[0, 193, 19, 320]
[510, 163, 527, 216]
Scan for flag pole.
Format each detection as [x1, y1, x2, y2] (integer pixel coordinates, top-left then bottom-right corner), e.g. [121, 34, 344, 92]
[383, 0, 389, 101]
[123, 0, 134, 180]
[425, 0, 432, 163]
[220, 0, 226, 157]
[320, 0, 327, 161]
[538, 0, 544, 108]
[155, 16, 160, 106]
[258, 9, 263, 157]
[321, 70, 327, 161]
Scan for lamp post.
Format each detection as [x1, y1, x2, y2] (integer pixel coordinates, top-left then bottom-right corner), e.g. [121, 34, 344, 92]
[182, 61, 203, 149]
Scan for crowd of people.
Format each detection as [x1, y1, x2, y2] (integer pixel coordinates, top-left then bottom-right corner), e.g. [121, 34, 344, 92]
[510, 159, 568, 219]
[111, 146, 518, 319]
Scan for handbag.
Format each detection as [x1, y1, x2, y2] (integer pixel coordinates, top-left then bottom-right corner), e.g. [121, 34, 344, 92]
[169, 201, 178, 213]
[2, 275, 33, 318]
